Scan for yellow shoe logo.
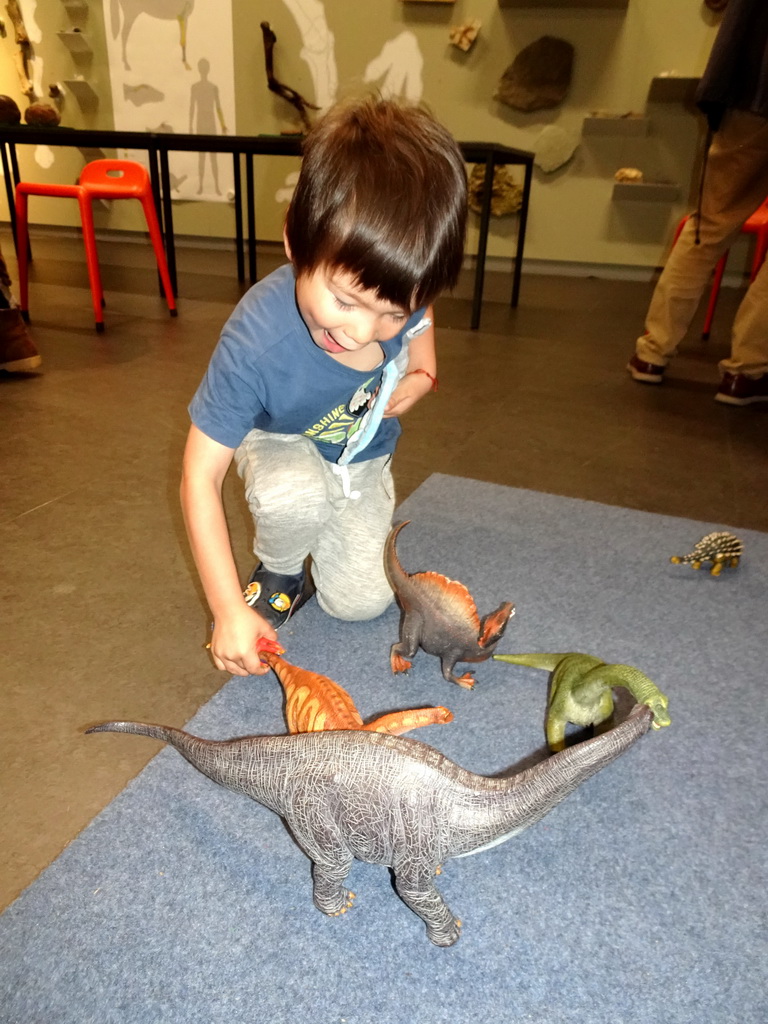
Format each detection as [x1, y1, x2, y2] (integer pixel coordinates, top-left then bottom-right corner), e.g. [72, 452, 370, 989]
[244, 581, 262, 607]
[269, 591, 292, 613]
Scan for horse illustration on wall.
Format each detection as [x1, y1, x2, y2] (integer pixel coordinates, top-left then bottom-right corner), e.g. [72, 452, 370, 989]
[111, 0, 195, 70]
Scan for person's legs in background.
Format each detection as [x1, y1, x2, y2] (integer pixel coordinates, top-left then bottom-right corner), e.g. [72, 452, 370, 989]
[0, 248, 40, 374]
[715, 247, 768, 404]
[628, 110, 768, 395]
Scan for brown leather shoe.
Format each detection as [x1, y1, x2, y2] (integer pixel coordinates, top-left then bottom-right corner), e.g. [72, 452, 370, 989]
[715, 371, 768, 406]
[627, 353, 665, 384]
[0, 307, 41, 372]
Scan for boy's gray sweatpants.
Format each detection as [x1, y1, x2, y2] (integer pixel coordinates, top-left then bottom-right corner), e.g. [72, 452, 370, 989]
[234, 429, 396, 621]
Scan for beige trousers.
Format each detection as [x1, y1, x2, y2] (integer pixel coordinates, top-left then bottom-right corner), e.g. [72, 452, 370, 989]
[636, 109, 768, 377]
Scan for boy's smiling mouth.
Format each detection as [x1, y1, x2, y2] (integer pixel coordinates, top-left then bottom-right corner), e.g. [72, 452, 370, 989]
[321, 329, 350, 353]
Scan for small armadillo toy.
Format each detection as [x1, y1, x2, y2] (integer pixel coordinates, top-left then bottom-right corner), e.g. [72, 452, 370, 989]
[384, 521, 515, 688]
[670, 531, 743, 577]
[259, 651, 453, 735]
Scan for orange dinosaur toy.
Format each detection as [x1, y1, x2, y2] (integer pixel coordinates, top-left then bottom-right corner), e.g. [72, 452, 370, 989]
[259, 651, 453, 735]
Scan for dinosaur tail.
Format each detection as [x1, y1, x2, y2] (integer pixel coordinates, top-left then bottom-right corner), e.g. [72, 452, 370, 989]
[87, 720, 181, 743]
[86, 721, 256, 792]
[363, 706, 454, 735]
[383, 519, 411, 593]
[493, 653, 570, 670]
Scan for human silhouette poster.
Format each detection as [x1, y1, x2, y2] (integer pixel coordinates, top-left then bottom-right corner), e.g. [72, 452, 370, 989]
[102, 1, 426, 205]
[103, 0, 235, 201]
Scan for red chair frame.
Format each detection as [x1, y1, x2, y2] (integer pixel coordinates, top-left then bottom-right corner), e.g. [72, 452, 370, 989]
[15, 159, 177, 332]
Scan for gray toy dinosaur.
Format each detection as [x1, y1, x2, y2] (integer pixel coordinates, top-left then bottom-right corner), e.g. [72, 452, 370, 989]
[494, 652, 671, 752]
[384, 520, 515, 688]
[87, 704, 654, 946]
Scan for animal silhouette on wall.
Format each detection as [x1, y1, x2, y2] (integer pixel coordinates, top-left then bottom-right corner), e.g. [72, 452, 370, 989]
[111, 0, 195, 71]
[87, 703, 655, 945]
[260, 651, 453, 736]
[384, 521, 515, 688]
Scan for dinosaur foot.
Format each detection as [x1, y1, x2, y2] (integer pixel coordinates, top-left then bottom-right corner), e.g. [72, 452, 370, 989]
[391, 651, 412, 675]
[330, 891, 356, 916]
[315, 889, 356, 917]
[453, 673, 476, 690]
[427, 917, 462, 947]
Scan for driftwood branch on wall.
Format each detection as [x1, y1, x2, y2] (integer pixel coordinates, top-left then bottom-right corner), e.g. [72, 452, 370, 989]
[5, 0, 34, 97]
[260, 21, 319, 132]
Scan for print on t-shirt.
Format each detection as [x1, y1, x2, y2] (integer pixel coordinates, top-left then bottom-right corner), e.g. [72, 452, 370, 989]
[302, 373, 382, 449]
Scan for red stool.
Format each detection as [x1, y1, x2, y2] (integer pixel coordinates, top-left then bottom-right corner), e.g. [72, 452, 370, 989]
[673, 199, 768, 339]
[15, 159, 177, 332]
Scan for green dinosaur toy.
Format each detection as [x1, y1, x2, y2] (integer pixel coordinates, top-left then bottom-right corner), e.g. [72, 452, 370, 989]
[493, 652, 671, 752]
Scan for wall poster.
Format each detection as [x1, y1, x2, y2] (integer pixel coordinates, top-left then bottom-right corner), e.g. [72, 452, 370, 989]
[103, 0, 235, 201]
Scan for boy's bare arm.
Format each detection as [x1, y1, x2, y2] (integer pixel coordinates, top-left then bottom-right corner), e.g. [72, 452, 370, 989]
[383, 306, 438, 418]
[180, 424, 276, 677]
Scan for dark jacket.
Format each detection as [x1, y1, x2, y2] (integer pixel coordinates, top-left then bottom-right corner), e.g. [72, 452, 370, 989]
[696, 0, 768, 130]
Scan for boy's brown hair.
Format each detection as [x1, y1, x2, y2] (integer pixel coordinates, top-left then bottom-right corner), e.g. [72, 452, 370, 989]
[284, 97, 468, 310]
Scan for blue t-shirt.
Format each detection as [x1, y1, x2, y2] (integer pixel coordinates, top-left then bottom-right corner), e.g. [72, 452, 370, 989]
[189, 264, 427, 464]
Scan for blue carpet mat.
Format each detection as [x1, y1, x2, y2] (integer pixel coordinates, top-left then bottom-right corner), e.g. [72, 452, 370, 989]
[2, 475, 766, 1024]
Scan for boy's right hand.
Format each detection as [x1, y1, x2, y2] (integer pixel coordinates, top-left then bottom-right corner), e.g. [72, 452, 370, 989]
[207, 605, 279, 677]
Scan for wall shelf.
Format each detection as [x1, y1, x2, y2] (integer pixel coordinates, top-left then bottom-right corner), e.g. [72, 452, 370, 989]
[63, 79, 98, 107]
[498, 0, 628, 8]
[57, 30, 92, 54]
[648, 76, 700, 103]
[613, 182, 680, 203]
[583, 115, 649, 137]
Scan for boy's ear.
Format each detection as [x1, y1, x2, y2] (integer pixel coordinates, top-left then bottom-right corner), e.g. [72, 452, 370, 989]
[282, 225, 293, 262]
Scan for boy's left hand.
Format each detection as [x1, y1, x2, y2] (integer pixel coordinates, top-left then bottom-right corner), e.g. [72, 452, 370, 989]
[383, 373, 434, 418]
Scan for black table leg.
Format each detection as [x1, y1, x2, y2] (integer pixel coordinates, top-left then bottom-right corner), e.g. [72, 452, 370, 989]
[1, 143, 18, 256]
[233, 152, 244, 283]
[246, 154, 256, 283]
[512, 160, 533, 309]
[471, 151, 495, 330]
[156, 149, 177, 296]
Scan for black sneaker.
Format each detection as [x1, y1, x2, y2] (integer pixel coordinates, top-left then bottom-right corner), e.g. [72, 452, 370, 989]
[243, 562, 315, 628]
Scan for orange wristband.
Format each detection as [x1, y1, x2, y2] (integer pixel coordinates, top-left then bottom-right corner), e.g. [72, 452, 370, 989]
[406, 368, 438, 392]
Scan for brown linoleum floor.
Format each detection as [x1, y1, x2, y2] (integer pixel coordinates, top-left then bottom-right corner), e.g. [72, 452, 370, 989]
[2, 233, 767, 913]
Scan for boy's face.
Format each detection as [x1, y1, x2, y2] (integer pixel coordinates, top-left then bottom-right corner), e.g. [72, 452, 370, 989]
[293, 266, 411, 355]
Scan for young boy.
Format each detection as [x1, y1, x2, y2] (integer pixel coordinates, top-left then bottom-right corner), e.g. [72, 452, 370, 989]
[181, 97, 468, 678]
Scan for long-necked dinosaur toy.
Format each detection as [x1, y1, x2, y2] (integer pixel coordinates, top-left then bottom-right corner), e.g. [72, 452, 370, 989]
[494, 652, 671, 752]
[87, 702, 655, 946]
